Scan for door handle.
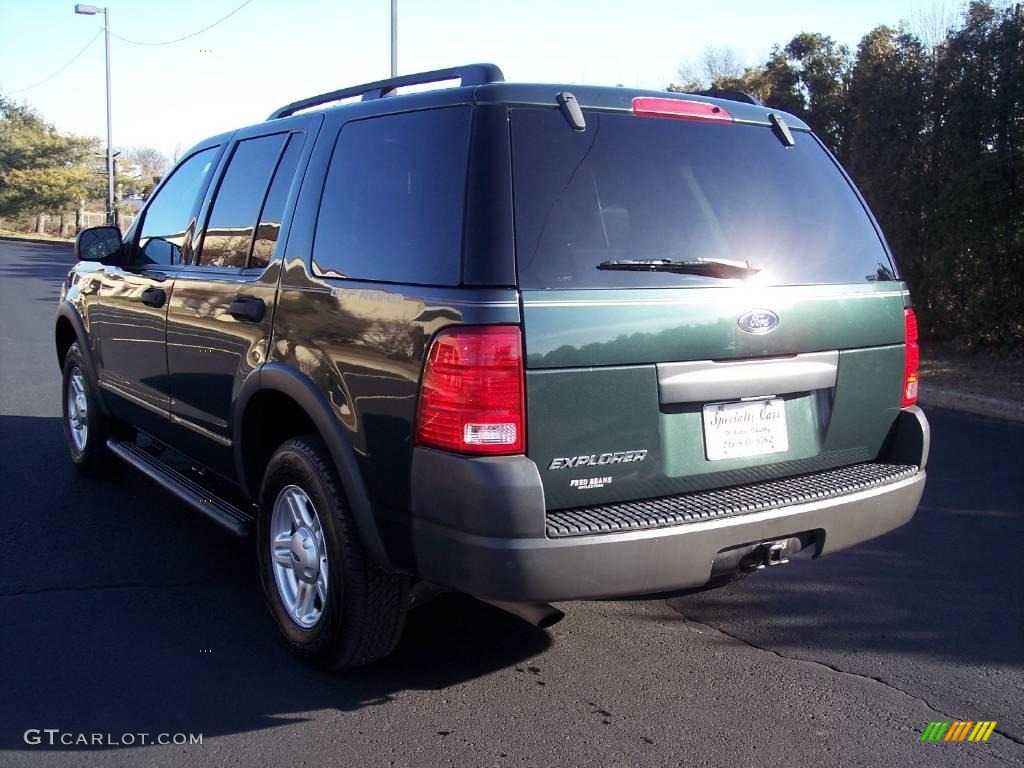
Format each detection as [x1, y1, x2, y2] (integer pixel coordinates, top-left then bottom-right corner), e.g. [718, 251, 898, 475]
[229, 296, 266, 322]
[139, 287, 166, 308]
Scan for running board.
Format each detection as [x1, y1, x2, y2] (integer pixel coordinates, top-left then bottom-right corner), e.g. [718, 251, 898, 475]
[106, 439, 254, 536]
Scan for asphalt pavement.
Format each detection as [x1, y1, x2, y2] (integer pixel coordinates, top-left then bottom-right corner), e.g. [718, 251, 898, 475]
[0, 239, 1021, 767]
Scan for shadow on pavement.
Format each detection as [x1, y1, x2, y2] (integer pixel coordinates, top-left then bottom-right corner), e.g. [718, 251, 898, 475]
[2, 408, 1020, 750]
[0, 415, 551, 749]
[0, 241, 75, 298]
[663, 408, 1023, 669]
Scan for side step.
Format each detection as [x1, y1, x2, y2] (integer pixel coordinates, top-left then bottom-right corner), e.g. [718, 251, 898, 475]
[106, 439, 254, 536]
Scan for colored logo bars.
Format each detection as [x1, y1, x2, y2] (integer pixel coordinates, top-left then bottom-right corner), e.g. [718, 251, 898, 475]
[921, 721, 997, 743]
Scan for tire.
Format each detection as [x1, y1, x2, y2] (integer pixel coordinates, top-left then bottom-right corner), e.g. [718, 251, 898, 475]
[61, 342, 119, 477]
[256, 435, 409, 669]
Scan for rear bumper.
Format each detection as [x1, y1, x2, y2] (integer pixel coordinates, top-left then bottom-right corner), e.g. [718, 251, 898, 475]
[396, 408, 929, 602]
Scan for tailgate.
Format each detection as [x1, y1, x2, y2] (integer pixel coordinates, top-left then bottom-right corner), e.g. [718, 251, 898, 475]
[510, 102, 909, 510]
[522, 284, 908, 509]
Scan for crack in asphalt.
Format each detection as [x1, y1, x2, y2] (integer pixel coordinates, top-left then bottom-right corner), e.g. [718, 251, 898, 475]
[0, 578, 226, 598]
[674, 610, 1024, 750]
[4, 573, 1022, 751]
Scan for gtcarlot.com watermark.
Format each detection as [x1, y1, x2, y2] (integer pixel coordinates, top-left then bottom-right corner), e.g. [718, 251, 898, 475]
[24, 729, 202, 747]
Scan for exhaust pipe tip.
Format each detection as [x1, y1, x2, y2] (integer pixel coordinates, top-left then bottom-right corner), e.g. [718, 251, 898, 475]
[479, 599, 565, 628]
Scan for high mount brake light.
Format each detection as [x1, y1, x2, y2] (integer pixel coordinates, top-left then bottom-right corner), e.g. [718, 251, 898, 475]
[902, 308, 920, 408]
[631, 97, 733, 123]
[415, 326, 525, 455]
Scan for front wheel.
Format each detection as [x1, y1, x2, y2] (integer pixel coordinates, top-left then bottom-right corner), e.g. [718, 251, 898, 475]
[256, 436, 409, 669]
[61, 343, 118, 476]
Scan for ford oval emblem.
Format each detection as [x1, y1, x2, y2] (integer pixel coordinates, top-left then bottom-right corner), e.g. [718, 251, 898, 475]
[737, 309, 779, 335]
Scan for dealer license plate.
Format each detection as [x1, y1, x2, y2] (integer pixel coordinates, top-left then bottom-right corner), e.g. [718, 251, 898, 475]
[702, 398, 789, 461]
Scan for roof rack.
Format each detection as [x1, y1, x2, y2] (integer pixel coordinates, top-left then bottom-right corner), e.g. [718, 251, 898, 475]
[267, 63, 505, 120]
[694, 88, 762, 106]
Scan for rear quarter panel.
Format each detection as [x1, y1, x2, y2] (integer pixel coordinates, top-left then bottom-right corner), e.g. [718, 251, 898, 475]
[271, 262, 519, 510]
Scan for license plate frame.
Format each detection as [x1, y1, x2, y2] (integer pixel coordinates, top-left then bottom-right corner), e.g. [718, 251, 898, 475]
[702, 397, 789, 461]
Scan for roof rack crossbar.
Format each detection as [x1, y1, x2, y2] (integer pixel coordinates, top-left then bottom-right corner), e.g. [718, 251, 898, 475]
[267, 63, 505, 120]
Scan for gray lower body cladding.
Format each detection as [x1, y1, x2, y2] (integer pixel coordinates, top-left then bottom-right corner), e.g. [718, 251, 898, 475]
[393, 408, 929, 602]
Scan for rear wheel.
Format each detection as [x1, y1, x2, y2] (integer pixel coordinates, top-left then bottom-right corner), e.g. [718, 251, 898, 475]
[61, 343, 119, 476]
[256, 436, 408, 669]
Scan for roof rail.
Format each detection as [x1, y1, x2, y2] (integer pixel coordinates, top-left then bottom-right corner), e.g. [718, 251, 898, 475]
[267, 63, 505, 120]
[694, 88, 762, 106]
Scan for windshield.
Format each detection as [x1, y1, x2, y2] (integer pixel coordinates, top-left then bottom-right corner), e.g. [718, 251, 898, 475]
[511, 108, 896, 289]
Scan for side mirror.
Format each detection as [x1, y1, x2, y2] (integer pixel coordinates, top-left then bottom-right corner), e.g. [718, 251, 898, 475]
[75, 225, 123, 264]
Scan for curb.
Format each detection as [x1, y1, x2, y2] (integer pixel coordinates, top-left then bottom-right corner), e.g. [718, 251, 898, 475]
[918, 385, 1024, 424]
[0, 235, 73, 247]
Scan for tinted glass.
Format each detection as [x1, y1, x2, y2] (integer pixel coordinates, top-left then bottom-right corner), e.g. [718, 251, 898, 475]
[512, 109, 895, 289]
[198, 133, 288, 268]
[250, 133, 304, 269]
[312, 107, 471, 285]
[137, 147, 217, 266]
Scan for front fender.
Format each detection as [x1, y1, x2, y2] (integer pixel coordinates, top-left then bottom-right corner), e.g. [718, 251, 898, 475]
[55, 302, 110, 417]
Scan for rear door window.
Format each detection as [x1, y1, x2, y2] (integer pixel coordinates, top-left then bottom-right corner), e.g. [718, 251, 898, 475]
[511, 108, 895, 289]
[197, 133, 288, 269]
[311, 106, 471, 285]
[249, 133, 304, 269]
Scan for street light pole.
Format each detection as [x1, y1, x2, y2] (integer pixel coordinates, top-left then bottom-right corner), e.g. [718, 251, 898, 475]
[390, 0, 397, 77]
[102, 6, 114, 228]
[74, 4, 114, 227]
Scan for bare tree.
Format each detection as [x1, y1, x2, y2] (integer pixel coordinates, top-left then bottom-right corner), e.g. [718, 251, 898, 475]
[676, 46, 746, 90]
[121, 146, 169, 180]
[907, 0, 963, 53]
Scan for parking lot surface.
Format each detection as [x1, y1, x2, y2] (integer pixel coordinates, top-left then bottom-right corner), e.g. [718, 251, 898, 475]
[1, 239, 1021, 767]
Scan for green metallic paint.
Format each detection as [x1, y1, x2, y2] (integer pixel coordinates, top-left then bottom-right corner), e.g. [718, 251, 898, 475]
[659, 393, 825, 478]
[521, 283, 908, 369]
[61, 91, 916, 548]
[825, 345, 906, 451]
[523, 284, 910, 510]
[162, 263, 282, 477]
[271, 256, 521, 512]
[56, 84, 927, 604]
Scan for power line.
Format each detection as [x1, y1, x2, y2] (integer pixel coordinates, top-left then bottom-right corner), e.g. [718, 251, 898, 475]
[7, 29, 103, 94]
[112, 0, 255, 46]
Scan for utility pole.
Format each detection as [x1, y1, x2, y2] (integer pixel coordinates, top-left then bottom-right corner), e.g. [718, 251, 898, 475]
[112, 152, 121, 229]
[390, 0, 397, 77]
[103, 6, 113, 227]
[74, 4, 114, 227]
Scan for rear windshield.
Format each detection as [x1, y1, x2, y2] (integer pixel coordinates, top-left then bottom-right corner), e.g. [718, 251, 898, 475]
[511, 108, 896, 289]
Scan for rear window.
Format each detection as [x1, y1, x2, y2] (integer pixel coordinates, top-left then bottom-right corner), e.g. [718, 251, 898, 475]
[512, 108, 895, 289]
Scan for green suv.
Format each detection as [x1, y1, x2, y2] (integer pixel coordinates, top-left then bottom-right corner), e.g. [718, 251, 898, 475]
[55, 64, 929, 668]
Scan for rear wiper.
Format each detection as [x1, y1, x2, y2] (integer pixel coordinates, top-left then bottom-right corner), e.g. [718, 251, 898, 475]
[596, 258, 759, 279]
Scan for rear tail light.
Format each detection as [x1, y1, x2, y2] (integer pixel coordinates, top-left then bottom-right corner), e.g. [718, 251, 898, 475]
[902, 308, 919, 407]
[632, 97, 733, 123]
[415, 325, 525, 455]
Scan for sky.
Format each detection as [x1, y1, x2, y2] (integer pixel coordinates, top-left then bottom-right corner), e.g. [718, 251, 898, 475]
[0, 0, 956, 158]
